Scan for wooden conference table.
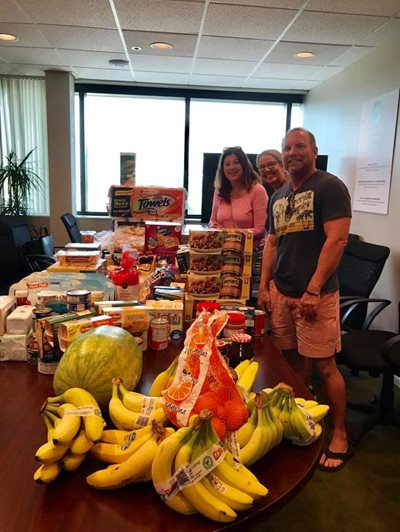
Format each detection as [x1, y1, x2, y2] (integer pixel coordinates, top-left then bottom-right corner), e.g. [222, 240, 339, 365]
[0, 335, 322, 532]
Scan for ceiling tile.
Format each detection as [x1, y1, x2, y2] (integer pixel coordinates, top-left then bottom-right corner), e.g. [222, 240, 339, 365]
[361, 18, 400, 45]
[129, 54, 192, 74]
[190, 74, 249, 88]
[331, 46, 375, 67]
[0, 46, 70, 66]
[242, 77, 312, 90]
[203, 4, 298, 39]
[123, 31, 198, 57]
[58, 49, 128, 69]
[38, 25, 124, 53]
[284, 12, 389, 45]
[114, 0, 205, 33]
[73, 67, 134, 82]
[1, 1, 31, 23]
[135, 71, 190, 85]
[265, 41, 354, 66]
[306, 0, 400, 17]
[197, 36, 273, 61]
[211, 1, 305, 7]
[254, 62, 323, 79]
[14, 0, 115, 28]
[193, 57, 256, 76]
[308, 65, 344, 81]
[0, 22, 51, 47]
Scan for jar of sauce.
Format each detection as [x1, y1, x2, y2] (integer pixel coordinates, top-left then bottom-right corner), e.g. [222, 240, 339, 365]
[229, 333, 254, 367]
[223, 312, 245, 338]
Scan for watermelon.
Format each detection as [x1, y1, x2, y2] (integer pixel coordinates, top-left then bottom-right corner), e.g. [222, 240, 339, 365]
[53, 325, 143, 409]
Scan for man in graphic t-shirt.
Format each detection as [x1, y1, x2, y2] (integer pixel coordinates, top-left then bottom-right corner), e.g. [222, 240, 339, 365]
[258, 127, 352, 472]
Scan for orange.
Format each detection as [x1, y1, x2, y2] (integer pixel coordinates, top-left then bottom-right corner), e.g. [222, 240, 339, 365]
[166, 380, 192, 402]
[193, 392, 219, 415]
[211, 416, 227, 441]
[222, 400, 249, 432]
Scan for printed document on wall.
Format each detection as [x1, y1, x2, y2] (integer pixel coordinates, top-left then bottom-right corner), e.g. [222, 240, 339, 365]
[353, 88, 399, 214]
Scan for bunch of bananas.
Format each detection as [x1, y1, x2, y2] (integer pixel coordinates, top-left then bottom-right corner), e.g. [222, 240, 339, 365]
[34, 387, 104, 484]
[269, 384, 329, 445]
[235, 359, 259, 392]
[109, 377, 167, 430]
[236, 392, 283, 466]
[152, 411, 268, 523]
[86, 420, 174, 489]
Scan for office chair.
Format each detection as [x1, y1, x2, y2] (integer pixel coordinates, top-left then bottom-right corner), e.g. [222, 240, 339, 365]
[338, 239, 390, 330]
[60, 212, 81, 243]
[339, 298, 400, 447]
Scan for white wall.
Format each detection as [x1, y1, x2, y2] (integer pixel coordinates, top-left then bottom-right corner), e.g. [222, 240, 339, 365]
[304, 33, 400, 333]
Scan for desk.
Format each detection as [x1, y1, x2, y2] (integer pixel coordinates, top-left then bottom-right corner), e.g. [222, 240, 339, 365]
[0, 335, 322, 532]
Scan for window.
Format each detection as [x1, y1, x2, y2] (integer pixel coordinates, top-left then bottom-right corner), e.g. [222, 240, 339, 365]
[75, 85, 303, 217]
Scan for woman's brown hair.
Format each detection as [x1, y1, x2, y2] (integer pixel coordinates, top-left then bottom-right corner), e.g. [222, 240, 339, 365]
[214, 147, 260, 203]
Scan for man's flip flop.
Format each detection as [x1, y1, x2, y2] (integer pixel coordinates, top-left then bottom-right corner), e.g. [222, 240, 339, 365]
[318, 445, 355, 473]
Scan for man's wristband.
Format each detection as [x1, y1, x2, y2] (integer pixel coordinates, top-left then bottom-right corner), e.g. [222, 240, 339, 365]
[306, 289, 320, 296]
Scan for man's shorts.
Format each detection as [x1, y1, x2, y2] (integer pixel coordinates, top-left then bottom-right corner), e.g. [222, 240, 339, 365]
[269, 281, 341, 358]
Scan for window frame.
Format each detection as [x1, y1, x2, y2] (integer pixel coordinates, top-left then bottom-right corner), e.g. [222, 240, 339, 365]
[75, 83, 303, 218]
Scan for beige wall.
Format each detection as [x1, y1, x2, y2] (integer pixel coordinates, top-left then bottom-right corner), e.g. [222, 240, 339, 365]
[304, 33, 400, 332]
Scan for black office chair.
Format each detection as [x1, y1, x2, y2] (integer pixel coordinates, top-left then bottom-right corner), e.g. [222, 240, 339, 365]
[338, 239, 390, 330]
[339, 298, 400, 446]
[61, 212, 81, 243]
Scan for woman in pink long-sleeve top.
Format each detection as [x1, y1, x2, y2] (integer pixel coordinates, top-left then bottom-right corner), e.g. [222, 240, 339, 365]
[209, 146, 268, 245]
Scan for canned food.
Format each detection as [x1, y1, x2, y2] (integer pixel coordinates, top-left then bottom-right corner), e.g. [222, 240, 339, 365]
[149, 318, 169, 351]
[254, 310, 266, 337]
[66, 290, 91, 312]
[27, 307, 53, 366]
[33, 306, 53, 320]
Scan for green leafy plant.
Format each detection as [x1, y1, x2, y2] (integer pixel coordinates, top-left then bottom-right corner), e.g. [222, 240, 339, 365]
[0, 149, 43, 216]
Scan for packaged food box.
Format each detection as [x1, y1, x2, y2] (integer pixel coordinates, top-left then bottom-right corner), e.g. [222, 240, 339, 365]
[47, 259, 107, 275]
[189, 229, 225, 253]
[0, 333, 27, 362]
[130, 186, 186, 222]
[95, 300, 140, 315]
[6, 305, 35, 335]
[145, 221, 182, 254]
[0, 295, 17, 336]
[146, 300, 184, 342]
[57, 315, 114, 351]
[65, 242, 101, 251]
[187, 273, 221, 297]
[109, 185, 135, 217]
[101, 306, 148, 350]
[190, 253, 224, 274]
[80, 230, 96, 243]
[56, 250, 101, 265]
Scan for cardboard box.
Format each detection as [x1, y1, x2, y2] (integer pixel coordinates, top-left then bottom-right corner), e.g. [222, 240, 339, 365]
[101, 306, 148, 349]
[146, 300, 184, 342]
[57, 315, 114, 351]
[0, 295, 17, 335]
[109, 185, 134, 217]
[47, 259, 107, 275]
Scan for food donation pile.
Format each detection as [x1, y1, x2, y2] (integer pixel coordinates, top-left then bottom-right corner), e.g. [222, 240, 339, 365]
[33, 310, 329, 524]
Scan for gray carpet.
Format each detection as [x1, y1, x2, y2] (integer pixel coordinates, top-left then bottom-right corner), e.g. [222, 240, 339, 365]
[250, 367, 400, 532]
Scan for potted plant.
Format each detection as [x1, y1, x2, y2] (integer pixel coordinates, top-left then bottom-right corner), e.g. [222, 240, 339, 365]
[0, 149, 43, 216]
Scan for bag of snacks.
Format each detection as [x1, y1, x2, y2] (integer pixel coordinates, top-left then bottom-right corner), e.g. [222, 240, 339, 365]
[162, 309, 248, 439]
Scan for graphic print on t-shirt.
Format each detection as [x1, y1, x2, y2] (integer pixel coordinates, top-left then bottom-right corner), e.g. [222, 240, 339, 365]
[273, 190, 314, 237]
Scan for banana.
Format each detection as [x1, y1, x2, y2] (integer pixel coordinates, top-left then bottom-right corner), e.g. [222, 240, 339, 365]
[303, 399, 319, 410]
[237, 361, 259, 392]
[174, 433, 237, 523]
[149, 356, 178, 396]
[86, 433, 159, 489]
[35, 439, 70, 464]
[152, 426, 197, 515]
[234, 359, 251, 379]
[214, 456, 268, 499]
[100, 429, 133, 444]
[90, 426, 153, 464]
[62, 452, 87, 471]
[33, 462, 62, 484]
[70, 429, 93, 455]
[307, 404, 330, 423]
[203, 472, 254, 512]
[50, 403, 82, 444]
[118, 381, 162, 412]
[289, 401, 315, 443]
[294, 397, 306, 406]
[238, 407, 267, 466]
[47, 388, 104, 442]
[236, 406, 257, 448]
[314, 423, 323, 439]
[109, 382, 166, 430]
[278, 396, 297, 440]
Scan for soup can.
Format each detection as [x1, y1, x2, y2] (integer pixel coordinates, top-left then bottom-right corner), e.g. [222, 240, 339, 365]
[66, 290, 91, 312]
[149, 318, 169, 351]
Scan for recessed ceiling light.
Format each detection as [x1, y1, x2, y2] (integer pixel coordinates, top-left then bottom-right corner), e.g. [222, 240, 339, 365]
[150, 42, 173, 50]
[131, 46, 142, 52]
[0, 33, 18, 42]
[108, 59, 129, 68]
[294, 51, 315, 59]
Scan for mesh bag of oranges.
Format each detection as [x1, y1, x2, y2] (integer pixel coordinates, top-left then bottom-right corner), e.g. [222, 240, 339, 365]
[162, 309, 248, 440]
